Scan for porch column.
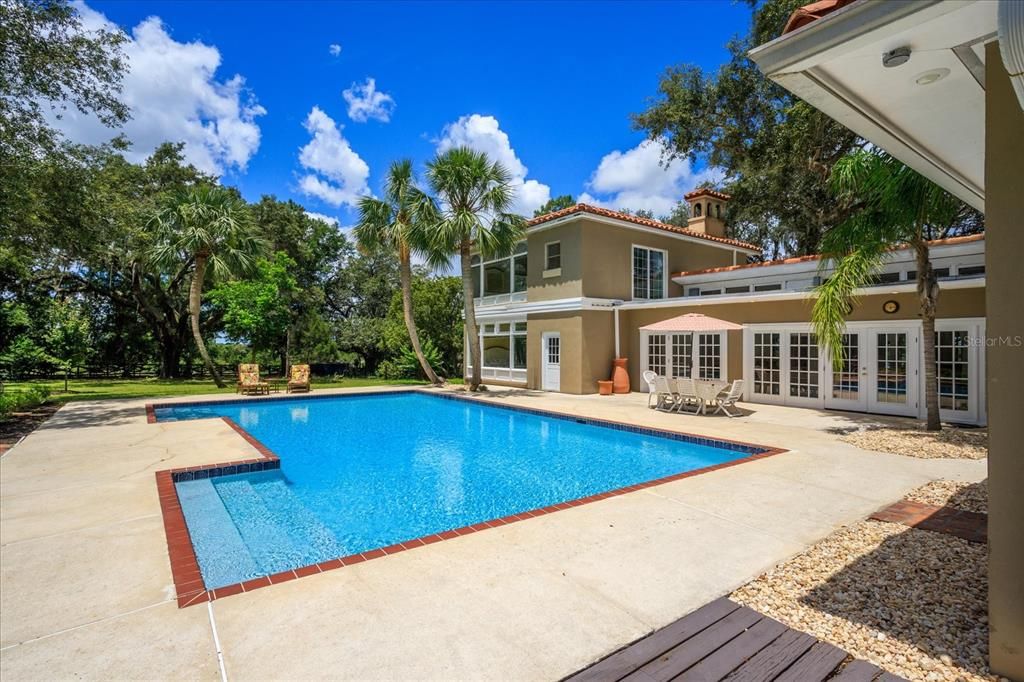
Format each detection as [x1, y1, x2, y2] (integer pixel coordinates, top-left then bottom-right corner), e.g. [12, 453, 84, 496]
[985, 42, 1024, 679]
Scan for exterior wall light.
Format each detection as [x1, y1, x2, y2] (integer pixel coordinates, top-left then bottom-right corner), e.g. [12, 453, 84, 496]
[915, 68, 951, 86]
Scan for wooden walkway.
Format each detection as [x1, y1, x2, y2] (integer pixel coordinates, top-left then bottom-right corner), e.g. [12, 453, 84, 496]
[565, 597, 905, 682]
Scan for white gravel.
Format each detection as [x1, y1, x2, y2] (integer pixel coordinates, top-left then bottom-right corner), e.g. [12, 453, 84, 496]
[732, 518, 994, 681]
[905, 480, 988, 514]
[840, 424, 987, 460]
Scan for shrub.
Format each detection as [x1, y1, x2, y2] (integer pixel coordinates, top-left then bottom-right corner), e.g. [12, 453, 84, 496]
[0, 385, 51, 419]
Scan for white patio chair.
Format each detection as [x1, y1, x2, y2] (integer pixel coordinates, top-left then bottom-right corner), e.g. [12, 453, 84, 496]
[642, 370, 658, 408]
[652, 376, 678, 412]
[713, 380, 745, 417]
[673, 377, 701, 413]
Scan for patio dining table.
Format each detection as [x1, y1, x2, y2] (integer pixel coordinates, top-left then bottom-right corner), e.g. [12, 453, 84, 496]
[676, 378, 729, 415]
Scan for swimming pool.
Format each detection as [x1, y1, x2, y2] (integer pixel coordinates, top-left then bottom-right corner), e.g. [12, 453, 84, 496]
[156, 391, 771, 590]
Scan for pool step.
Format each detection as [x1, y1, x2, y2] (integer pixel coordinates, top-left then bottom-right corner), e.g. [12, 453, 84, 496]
[213, 470, 344, 576]
[176, 478, 263, 589]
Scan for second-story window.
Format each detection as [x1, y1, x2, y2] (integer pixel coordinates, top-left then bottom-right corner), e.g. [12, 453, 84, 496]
[545, 241, 561, 271]
[472, 243, 527, 300]
[633, 245, 666, 300]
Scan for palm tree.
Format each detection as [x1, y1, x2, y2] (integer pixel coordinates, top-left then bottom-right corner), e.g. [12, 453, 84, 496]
[151, 184, 262, 388]
[812, 149, 972, 431]
[355, 160, 442, 385]
[419, 147, 526, 391]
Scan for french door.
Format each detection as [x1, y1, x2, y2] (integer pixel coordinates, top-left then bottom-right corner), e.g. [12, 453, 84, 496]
[824, 332, 868, 412]
[867, 328, 919, 416]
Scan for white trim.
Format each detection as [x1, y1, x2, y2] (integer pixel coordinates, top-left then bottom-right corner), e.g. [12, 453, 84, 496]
[529, 212, 761, 255]
[542, 268, 562, 279]
[474, 296, 618, 320]
[619, 277, 985, 310]
[631, 244, 669, 301]
[541, 332, 561, 391]
[639, 329, 729, 389]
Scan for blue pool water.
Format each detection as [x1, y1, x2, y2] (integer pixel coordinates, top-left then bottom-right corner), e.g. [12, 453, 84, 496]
[157, 392, 758, 589]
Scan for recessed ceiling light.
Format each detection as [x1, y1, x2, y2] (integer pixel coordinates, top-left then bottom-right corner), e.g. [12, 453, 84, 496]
[915, 68, 951, 86]
[882, 47, 912, 68]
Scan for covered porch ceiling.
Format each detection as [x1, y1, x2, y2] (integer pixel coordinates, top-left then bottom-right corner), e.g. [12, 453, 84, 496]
[749, 0, 997, 211]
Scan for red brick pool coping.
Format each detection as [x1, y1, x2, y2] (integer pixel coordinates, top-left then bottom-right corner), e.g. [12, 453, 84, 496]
[148, 390, 788, 608]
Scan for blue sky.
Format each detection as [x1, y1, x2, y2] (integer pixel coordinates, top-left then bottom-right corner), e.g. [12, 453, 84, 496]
[67, 1, 753, 226]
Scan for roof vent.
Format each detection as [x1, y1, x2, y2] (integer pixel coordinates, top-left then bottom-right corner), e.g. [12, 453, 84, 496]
[882, 46, 912, 68]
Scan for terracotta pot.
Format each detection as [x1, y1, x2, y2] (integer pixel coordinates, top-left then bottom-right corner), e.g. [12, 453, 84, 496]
[597, 380, 614, 396]
[611, 358, 630, 394]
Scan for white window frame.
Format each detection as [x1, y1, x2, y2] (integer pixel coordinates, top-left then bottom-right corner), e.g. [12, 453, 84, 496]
[543, 240, 562, 277]
[639, 330, 729, 389]
[467, 316, 528, 384]
[631, 244, 669, 300]
[473, 243, 528, 306]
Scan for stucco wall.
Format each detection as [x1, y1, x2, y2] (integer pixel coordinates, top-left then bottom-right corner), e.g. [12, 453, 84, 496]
[526, 313, 584, 394]
[526, 222, 583, 301]
[578, 219, 739, 300]
[984, 43, 1024, 679]
[614, 287, 985, 390]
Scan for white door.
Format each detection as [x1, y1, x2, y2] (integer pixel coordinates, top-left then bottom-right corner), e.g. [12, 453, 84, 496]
[867, 328, 919, 416]
[825, 331, 869, 412]
[541, 333, 560, 391]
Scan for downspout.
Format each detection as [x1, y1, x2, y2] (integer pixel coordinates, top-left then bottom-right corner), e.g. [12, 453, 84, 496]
[614, 304, 621, 358]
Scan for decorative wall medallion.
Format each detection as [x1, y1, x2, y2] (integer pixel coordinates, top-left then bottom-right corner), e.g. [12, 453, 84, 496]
[883, 300, 900, 314]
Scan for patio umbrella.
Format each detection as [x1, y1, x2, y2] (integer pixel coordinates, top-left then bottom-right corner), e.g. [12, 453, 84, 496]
[639, 313, 743, 332]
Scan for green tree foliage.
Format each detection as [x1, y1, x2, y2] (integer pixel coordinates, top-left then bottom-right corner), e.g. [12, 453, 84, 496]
[150, 184, 264, 387]
[355, 160, 442, 384]
[533, 194, 575, 216]
[659, 201, 690, 227]
[633, 0, 864, 257]
[382, 273, 463, 377]
[420, 147, 527, 391]
[209, 253, 298, 360]
[812, 150, 970, 431]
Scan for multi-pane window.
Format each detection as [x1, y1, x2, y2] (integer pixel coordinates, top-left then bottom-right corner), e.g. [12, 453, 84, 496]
[472, 243, 528, 300]
[476, 320, 528, 371]
[832, 333, 861, 400]
[545, 242, 561, 270]
[546, 335, 560, 364]
[632, 246, 666, 300]
[789, 332, 819, 398]
[876, 332, 908, 404]
[752, 332, 781, 396]
[697, 334, 721, 379]
[936, 330, 969, 411]
[646, 334, 667, 376]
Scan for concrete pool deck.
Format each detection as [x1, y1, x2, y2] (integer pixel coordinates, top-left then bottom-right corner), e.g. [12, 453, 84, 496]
[0, 386, 985, 680]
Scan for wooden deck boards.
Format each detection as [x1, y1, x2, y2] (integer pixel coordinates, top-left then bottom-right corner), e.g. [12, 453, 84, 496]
[565, 598, 906, 682]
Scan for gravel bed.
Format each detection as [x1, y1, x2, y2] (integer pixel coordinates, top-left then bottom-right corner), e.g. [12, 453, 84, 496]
[906, 480, 988, 514]
[840, 424, 987, 460]
[732, 519, 995, 681]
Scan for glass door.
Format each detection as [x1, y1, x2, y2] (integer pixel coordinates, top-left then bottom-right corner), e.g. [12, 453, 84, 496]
[867, 328, 918, 416]
[825, 332, 868, 412]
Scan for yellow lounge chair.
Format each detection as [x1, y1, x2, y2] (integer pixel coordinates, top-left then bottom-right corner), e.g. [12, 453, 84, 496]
[287, 364, 311, 393]
[237, 364, 269, 395]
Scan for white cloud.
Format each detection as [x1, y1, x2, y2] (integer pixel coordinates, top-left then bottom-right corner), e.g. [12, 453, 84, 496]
[52, 2, 265, 175]
[434, 114, 551, 216]
[304, 211, 340, 227]
[342, 78, 395, 123]
[296, 106, 370, 208]
[328, 43, 342, 57]
[578, 139, 722, 217]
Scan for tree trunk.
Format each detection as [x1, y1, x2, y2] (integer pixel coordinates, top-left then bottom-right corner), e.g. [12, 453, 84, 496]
[460, 238, 482, 391]
[399, 243, 442, 385]
[914, 237, 941, 431]
[189, 254, 225, 388]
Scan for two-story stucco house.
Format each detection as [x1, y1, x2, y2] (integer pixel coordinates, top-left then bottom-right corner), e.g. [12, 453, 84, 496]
[468, 188, 987, 426]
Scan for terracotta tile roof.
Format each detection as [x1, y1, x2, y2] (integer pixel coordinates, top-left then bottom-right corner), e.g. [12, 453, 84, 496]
[782, 0, 858, 34]
[528, 203, 760, 252]
[683, 188, 731, 201]
[673, 233, 985, 278]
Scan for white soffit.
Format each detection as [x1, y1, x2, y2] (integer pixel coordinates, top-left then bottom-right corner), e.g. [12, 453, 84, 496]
[751, 0, 997, 211]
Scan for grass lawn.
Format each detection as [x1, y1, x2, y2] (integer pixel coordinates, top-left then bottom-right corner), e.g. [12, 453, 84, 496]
[4, 377, 430, 403]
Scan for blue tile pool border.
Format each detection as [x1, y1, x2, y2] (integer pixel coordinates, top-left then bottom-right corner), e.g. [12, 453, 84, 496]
[149, 388, 787, 607]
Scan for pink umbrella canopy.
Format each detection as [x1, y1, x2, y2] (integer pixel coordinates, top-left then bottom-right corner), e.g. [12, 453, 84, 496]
[639, 313, 743, 332]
